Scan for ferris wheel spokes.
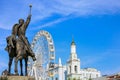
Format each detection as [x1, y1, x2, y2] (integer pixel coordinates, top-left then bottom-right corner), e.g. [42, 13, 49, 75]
[28, 30, 55, 80]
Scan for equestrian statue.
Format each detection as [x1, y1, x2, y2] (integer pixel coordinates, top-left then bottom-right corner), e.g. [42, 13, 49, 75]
[5, 5, 36, 76]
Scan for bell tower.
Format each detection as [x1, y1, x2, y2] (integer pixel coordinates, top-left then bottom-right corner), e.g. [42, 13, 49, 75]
[67, 38, 81, 79]
[70, 39, 77, 60]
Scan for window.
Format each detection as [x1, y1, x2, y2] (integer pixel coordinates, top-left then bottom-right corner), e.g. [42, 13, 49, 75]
[69, 66, 71, 73]
[74, 66, 77, 73]
[55, 77, 58, 80]
[96, 74, 98, 77]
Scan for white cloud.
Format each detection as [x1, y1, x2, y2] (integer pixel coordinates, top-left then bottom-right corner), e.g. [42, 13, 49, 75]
[31, 14, 73, 30]
[0, 0, 120, 30]
[32, 18, 65, 30]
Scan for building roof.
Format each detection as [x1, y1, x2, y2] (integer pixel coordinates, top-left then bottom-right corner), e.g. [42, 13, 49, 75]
[71, 38, 76, 45]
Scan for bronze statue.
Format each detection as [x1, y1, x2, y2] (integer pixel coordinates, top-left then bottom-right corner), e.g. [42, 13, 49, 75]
[5, 5, 36, 76]
[5, 24, 19, 75]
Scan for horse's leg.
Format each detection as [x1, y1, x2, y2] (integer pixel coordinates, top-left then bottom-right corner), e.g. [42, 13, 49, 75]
[20, 60, 23, 76]
[14, 57, 19, 75]
[8, 57, 13, 75]
[24, 57, 28, 76]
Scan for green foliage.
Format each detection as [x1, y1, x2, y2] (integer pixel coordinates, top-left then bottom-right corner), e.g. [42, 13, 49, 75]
[67, 77, 82, 80]
[68, 77, 71, 80]
[89, 78, 92, 80]
[73, 78, 76, 80]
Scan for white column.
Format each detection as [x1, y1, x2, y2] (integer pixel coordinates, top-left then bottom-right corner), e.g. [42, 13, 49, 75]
[58, 58, 62, 66]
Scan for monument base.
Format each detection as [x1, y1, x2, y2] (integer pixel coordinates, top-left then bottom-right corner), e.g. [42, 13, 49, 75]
[0, 76, 35, 80]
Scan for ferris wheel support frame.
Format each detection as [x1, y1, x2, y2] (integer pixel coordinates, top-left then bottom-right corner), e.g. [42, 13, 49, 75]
[28, 30, 55, 80]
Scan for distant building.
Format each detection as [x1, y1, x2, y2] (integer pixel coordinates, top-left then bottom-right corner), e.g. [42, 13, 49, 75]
[106, 73, 120, 80]
[93, 73, 120, 80]
[48, 39, 101, 80]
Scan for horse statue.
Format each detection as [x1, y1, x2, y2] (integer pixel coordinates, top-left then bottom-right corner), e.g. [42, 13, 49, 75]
[14, 37, 28, 76]
[5, 23, 18, 75]
[5, 5, 36, 76]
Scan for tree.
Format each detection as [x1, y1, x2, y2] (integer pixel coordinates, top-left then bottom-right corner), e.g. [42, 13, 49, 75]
[68, 77, 71, 80]
[73, 78, 76, 80]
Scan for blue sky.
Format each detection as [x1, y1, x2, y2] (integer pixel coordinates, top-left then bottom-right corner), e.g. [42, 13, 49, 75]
[0, 0, 120, 75]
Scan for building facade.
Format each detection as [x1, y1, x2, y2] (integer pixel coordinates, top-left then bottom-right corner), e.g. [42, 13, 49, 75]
[48, 40, 101, 80]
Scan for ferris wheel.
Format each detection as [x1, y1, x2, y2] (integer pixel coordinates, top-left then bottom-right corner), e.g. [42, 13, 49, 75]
[28, 30, 55, 80]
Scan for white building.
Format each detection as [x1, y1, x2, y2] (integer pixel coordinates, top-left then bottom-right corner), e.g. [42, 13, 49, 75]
[48, 39, 101, 80]
[67, 40, 81, 80]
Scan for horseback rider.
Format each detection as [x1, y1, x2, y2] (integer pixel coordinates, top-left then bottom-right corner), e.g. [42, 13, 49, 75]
[5, 5, 36, 76]
[17, 14, 36, 61]
[6, 4, 36, 61]
[5, 15, 36, 61]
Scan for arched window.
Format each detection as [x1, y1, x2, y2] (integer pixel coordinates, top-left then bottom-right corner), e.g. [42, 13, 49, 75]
[74, 66, 77, 73]
[69, 66, 71, 73]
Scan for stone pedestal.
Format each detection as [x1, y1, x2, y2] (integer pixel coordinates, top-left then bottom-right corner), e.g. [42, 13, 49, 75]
[0, 76, 35, 80]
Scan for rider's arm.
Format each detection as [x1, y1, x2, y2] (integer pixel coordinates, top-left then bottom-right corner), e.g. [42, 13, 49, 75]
[24, 15, 31, 30]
